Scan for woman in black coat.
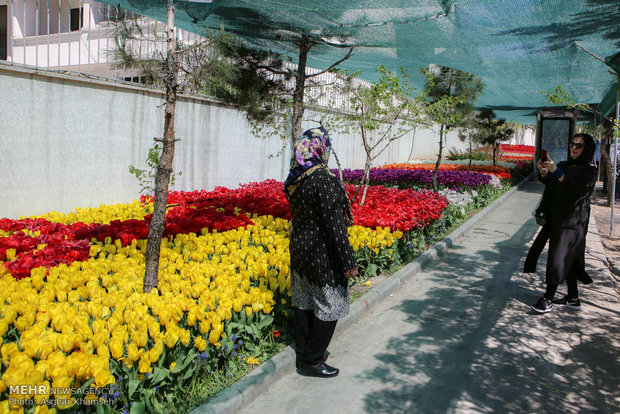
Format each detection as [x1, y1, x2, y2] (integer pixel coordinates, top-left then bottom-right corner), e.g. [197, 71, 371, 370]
[531, 133, 598, 313]
[284, 127, 358, 377]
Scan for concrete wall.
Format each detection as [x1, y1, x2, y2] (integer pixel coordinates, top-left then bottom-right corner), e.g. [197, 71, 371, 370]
[0, 65, 528, 219]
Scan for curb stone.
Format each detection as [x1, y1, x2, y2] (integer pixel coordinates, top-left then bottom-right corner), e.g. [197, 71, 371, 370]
[190, 174, 534, 414]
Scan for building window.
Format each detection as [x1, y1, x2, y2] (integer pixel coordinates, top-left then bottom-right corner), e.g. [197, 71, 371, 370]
[0, 5, 7, 60]
[70, 7, 83, 32]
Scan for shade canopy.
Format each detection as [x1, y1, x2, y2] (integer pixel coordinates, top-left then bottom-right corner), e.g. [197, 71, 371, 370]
[103, 0, 620, 124]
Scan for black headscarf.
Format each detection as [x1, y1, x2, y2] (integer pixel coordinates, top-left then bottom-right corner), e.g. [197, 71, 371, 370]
[567, 133, 596, 165]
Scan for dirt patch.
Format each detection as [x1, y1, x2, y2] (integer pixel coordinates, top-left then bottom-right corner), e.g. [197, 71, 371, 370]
[349, 274, 388, 301]
[590, 186, 620, 296]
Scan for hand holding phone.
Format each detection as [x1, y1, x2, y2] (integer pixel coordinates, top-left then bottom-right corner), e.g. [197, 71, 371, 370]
[540, 149, 548, 162]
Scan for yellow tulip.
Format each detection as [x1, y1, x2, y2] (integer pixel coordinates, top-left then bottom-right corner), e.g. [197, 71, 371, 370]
[2, 306, 17, 323]
[169, 361, 177, 373]
[21, 338, 41, 359]
[14, 315, 33, 332]
[163, 330, 179, 348]
[94, 367, 114, 388]
[148, 341, 163, 363]
[96, 344, 110, 359]
[130, 330, 148, 348]
[208, 325, 222, 345]
[199, 320, 211, 334]
[126, 343, 140, 362]
[138, 353, 151, 374]
[194, 336, 207, 352]
[109, 338, 124, 360]
[58, 334, 75, 353]
[246, 356, 259, 365]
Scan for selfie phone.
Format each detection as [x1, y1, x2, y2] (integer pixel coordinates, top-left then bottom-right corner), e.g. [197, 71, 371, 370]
[540, 149, 548, 162]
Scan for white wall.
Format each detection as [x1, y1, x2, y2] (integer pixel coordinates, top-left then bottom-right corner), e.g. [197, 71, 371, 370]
[0, 66, 473, 219]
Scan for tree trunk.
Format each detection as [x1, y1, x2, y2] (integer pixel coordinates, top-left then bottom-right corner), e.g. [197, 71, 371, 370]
[352, 124, 371, 205]
[143, 0, 177, 293]
[492, 142, 497, 166]
[468, 137, 472, 172]
[291, 35, 312, 153]
[432, 124, 444, 192]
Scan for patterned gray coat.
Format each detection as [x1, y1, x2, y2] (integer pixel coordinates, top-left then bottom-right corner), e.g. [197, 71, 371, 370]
[284, 166, 357, 321]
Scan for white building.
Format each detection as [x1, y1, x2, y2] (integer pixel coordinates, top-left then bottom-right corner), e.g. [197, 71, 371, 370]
[0, 0, 199, 80]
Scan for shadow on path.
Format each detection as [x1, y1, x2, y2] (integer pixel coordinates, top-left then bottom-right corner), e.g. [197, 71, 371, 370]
[361, 212, 620, 413]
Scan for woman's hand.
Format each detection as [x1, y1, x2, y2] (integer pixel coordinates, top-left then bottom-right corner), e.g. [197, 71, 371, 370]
[537, 159, 548, 176]
[345, 266, 358, 279]
[543, 155, 557, 173]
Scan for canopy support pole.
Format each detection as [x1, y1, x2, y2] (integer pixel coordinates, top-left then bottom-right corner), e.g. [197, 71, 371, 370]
[611, 100, 618, 237]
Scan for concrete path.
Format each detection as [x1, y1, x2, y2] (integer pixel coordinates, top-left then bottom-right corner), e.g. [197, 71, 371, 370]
[198, 181, 620, 414]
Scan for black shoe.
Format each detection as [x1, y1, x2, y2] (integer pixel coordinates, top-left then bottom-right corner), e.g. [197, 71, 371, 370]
[552, 295, 582, 310]
[297, 362, 339, 378]
[531, 297, 553, 313]
[296, 351, 329, 370]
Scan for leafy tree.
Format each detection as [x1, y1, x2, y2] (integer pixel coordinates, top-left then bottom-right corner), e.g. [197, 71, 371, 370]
[419, 65, 484, 191]
[323, 66, 425, 204]
[225, 34, 354, 153]
[456, 112, 479, 171]
[472, 109, 514, 166]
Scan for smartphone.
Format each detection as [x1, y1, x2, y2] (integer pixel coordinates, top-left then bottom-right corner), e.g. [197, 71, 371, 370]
[540, 149, 548, 162]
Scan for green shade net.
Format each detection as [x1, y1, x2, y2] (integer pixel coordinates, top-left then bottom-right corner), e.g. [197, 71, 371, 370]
[102, 0, 620, 124]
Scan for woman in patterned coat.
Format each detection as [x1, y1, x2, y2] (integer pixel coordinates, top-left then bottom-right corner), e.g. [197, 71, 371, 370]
[284, 127, 358, 378]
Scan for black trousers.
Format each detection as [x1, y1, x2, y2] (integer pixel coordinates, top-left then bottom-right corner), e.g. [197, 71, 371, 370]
[524, 223, 550, 273]
[544, 234, 581, 301]
[525, 224, 592, 293]
[295, 309, 337, 365]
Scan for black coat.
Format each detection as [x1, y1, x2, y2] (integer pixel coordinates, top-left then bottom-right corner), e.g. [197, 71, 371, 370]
[541, 161, 597, 285]
[284, 166, 357, 321]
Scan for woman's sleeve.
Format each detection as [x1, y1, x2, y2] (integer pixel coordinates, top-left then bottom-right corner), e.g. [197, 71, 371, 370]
[315, 174, 357, 271]
[559, 163, 597, 198]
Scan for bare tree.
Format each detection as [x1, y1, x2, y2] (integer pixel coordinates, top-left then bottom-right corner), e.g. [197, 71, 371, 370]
[323, 66, 425, 204]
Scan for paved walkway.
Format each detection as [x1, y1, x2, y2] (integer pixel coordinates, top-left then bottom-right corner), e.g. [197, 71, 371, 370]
[195, 180, 620, 414]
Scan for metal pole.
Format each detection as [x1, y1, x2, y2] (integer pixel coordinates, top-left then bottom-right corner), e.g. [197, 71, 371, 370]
[57, 0, 60, 68]
[594, 111, 598, 197]
[22, 0, 25, 64]
[35, 0, 39, 68]
[611, 100, 618, 237]
[10, 0, 14, 64]
[46, 0, 49, 67]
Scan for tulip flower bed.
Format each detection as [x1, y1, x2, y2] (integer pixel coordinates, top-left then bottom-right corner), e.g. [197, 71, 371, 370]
[381, 160, 533, 185]
[499, 144, 535, 162]
[336, 168, 492, 190]
[0, 157, 528, 413]
[500, 144, 535, 154]
[1, 177, 468, 413]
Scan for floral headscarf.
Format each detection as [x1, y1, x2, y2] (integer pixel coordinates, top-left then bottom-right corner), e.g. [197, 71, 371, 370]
[284, 127, 332, 187]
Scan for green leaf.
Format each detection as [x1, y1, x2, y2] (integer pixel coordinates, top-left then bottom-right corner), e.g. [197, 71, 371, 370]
[130, 401, 146, 414]
[128, 379, 140, 398]
[256, 315, 274, 331]
[150, 366, 169, 385]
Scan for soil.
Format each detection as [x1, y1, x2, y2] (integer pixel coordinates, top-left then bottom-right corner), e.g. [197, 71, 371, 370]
[590, 184, 620, 296]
